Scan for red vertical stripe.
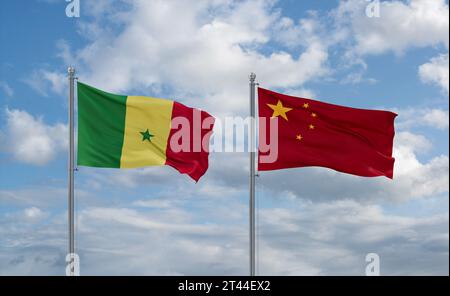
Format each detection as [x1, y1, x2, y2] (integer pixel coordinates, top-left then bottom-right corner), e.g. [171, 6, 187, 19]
[165, 102, 215, 182]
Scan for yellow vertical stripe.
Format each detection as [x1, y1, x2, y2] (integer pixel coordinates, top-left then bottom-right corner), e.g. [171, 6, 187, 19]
[120, 96, 174, 168]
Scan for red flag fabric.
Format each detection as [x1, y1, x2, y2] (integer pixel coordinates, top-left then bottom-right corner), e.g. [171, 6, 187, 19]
[258, 88, 397, 179]
[166, 102, 215, 182]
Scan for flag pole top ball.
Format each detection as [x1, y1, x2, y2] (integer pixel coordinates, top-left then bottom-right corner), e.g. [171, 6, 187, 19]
[68, 66, 76, 76]
[249, 72, 256, 82]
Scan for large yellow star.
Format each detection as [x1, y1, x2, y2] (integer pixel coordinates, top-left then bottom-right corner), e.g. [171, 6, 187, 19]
[267, 100, 293, 121]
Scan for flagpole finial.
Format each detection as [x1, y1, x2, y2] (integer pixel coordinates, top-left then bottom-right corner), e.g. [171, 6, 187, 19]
[68, 66, 76, 77]
[249, 72, 256, 82]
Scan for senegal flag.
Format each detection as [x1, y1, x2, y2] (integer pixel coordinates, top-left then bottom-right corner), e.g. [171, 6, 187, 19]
[77, 82, 215, 182]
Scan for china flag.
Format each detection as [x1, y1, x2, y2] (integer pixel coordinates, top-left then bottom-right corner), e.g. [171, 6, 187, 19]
[258, 88, 397, 179]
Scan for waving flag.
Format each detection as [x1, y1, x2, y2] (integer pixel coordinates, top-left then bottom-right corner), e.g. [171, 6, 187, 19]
[77, 82, 215, 182]
[258, 88, 397, 179]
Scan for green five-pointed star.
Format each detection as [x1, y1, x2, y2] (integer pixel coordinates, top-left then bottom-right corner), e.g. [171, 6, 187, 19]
[140, 129, 154, 142]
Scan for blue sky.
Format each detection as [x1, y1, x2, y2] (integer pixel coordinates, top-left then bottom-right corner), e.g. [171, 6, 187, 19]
[0, 0, 449, 275]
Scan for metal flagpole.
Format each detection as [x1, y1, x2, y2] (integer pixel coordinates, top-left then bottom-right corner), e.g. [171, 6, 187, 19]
[67, 66, 76, 276]
[249, 73, 256, 276]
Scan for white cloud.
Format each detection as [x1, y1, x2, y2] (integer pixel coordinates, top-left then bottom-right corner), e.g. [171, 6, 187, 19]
[82, 207, 222, 234]
[23, 207, 46, 220]
[392, 133, 448, 199]
[331, 0, 449, 85]
[340, 71, 377, 85]
[18, 207, 49, 223]
[0, 195, 447, 275]
[56, 40, 77, 66]
[335, 0, 449, 55]
[257, 199, 449, 275]
[423, 108, 449, 129]
[1, 207, 49, 225]
[132, 199, 176, 209]
[396, 107, 449, 130]
[0, 187, 64, 207]
[65, 0, 329, 116]
[273, 12, 328, 49]
[0, 81, 13, 97]
[1, 109, 67, 165]
[395, 131, 432, 153]
[419, 53, 449, 94]
[24, 69, 66, 97]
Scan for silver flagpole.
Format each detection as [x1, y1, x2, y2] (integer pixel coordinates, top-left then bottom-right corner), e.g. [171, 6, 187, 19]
[67, 66, 76, 276]
[249, 73, 256, 276]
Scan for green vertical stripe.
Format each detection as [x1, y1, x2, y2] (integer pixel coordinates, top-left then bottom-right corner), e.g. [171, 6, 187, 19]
[77, 82, 127, 168]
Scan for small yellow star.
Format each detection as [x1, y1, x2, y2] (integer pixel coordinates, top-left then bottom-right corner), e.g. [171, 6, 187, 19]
[311, 112, 317, 118]
[309, 124, 315, 130]
[303, 103, 309, 109]
[267, 100, 293, 121]
[296, 134, 303, 141]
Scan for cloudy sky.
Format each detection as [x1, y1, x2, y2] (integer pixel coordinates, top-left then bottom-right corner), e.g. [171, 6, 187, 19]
[0, 0, 449, 275]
